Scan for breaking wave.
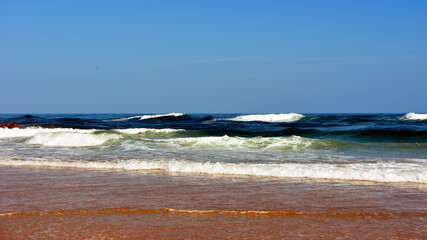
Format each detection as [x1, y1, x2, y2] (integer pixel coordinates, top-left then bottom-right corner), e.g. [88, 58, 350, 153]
[1, 127, 425, 150]
[0, 127, 184, 147]
[27, 132, 120, 147]
[111, 113, 185, 121]
[1, 158, 425, 183]
[0, 127, 96, 139]
[228, 113, 304, 122]
[401, 113, 427, 121]
[0, 128, 325, 150]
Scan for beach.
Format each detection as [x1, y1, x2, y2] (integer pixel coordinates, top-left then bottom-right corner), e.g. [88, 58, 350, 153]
[1, 166, 426, 239]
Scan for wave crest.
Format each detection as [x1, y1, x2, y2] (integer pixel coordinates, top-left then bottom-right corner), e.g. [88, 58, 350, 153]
[27, 132, 121, 147]
[0, 127, 95, 139]
[111, 113, 185, 121]
[401, 113, 427, 120]
[228, 113, 304, 122]
[0, 127, 185, 147]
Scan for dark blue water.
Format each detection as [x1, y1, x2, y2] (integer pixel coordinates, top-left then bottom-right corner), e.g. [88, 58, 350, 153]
[1, 113, 426, 142]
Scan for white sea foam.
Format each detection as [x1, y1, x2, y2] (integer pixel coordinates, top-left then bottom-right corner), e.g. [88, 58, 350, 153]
[117, 128, 185, 135]
[111, 113, 185, 121]
[228, 113, 304, 122]
[0, 127, 95, 139]
[402, 112, 427, 120]
[0, 128, 328, 150]
[0, 127, 181, 147]
[27, 132, 120, 147]
[1, 159, 425, 183]
[161, 135, 315, 151]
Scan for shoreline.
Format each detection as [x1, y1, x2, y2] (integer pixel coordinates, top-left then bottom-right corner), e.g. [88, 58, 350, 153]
[1, 164, 426, 187]
[1, 166, 426, 238]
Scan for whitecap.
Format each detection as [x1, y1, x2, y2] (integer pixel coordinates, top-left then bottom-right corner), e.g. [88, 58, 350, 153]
[228, 113, 304, 122]
[110, 113, 185, 121]
[401, 112, 427, 120]
[117, 128, 184, 135]
[27, 131, 120, 147]
[0, 127, 95, 139]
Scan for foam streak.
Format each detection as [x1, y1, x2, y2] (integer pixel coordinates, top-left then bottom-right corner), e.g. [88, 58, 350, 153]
[2, 208, 424, 217]
[1, 159, 425, 183]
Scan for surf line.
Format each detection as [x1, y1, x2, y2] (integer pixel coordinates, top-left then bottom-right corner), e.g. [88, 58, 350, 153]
[1, 208, 424, 217]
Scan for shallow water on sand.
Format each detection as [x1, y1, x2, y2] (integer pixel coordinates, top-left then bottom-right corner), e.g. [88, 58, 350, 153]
[1, 167, 426, 239]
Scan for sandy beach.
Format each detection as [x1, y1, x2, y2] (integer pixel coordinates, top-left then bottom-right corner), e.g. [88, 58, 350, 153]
[1, 166, 426, 239]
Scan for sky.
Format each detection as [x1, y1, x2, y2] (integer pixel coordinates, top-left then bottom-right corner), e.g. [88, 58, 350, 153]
[1, 0, 426, 113]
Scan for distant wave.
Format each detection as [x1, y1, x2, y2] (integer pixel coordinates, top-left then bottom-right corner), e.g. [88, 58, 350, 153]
[228, 113, 304, 122]
[110, 113, 185, 121]
[116, 128, 185, 135]
[1, 159, 425, 183]
[401, 113, 427, 121]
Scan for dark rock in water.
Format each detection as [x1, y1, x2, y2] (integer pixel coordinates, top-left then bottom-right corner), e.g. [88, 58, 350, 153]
[4, 122, 20, 129]
[0, 123, 4, 128]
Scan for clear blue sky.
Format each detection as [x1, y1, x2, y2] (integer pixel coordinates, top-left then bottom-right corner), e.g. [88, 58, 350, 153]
[1, 0, 426, 113]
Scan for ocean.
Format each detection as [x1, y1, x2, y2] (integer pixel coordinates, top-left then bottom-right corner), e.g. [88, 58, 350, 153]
[1, 113, 426, 238]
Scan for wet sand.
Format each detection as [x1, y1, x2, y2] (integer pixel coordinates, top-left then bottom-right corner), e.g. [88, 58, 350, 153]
[1, 166, 426, 239]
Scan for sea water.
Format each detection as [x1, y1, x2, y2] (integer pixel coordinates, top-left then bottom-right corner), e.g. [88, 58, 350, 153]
[1, 113, 426, 183]
[1, 113, 426, 238]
